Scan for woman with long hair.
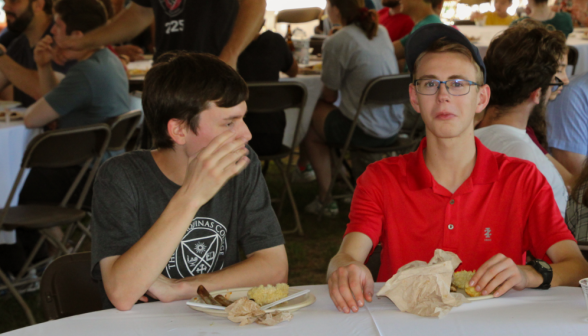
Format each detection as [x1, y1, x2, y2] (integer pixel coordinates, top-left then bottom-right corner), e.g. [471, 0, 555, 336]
[299, 0, 404, 216]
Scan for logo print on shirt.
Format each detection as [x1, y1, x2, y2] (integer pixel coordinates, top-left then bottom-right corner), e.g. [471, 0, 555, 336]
[159, 0, 185, 17]
[164, 217, 227, 279]
[484, 227, 492, 241]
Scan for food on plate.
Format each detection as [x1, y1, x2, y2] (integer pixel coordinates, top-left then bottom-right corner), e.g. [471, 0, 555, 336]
[247, 283, 289, 306]
[466, 35, 480, 42]
[464, 286, 483, 297]
[128, 68, 148, 76]
[197, 285, 219, 305]
[214, 294, 234, 307]
[226, 297, 293, 326]
[452, 270, 476, 289]
[450, 285, 457, 292]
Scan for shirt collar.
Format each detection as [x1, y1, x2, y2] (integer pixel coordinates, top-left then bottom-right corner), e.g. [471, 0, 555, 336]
[406, 137, 499, 192]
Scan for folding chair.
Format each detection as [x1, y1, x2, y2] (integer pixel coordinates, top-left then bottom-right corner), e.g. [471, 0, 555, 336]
[567, 45, 579, 76]
[276, 7, 322, 23]
[320, 74, 424, 219]
[454, 20, 476, 26]
[247, 82, 307, 236]
[65, 110, 143, 251]
[0, 124, 110, 325]
[40, 252, 103, 320]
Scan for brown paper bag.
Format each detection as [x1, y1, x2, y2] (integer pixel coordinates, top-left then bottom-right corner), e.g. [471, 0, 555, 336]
[376, 249, 469, 318]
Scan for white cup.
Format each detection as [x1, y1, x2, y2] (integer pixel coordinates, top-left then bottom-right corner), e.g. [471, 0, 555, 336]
[580, 278, 588, 322]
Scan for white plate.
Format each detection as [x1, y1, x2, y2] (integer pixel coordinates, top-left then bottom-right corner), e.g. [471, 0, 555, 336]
[455, 288, 494, 301]
[186, 287, 316, 317]
[0, 110, 24, 121]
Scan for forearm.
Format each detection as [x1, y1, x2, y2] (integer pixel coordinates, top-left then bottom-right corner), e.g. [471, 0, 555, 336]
[81, 4, 154, 49]
[177, 246, 288, 300]
[220, 0, 266, 62]
[551, 256, 588, 287]
[393, 40, 405, 60]
[37, 65, 59, 96]
[0, 56, 42, 100]
[104, 191, 201, 308]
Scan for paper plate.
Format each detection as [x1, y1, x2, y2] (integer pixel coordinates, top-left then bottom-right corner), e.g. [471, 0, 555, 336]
[187, 287, 316, 317]
[455, 288, 494, 301]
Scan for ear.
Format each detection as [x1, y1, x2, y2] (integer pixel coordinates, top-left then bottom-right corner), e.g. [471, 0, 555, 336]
[409, 84, 421, 114]
[475, 84, 491, 114]
[529, 87, 542, 105]
[167, 119, 189, 146]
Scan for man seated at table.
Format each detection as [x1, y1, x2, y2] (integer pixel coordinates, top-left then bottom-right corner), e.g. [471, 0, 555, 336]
[20, 0, 129, 208]
[378, 0, 414, 42]
[475, 21, 568, 218]
[326, 23, 588, 314]
[91, 51, 288, 311]
[393, 0, 442, 66]
[547, 71, 588, 180]
[237, 21, 298, 156]
[0, 0, 72, 107]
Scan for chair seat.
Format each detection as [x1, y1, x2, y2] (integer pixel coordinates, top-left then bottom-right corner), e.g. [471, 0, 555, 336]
[2, 205, 86, 230]
[258, 145, 291, 161]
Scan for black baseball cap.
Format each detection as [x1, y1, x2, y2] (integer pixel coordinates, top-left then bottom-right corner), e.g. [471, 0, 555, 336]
[405, 23, 486, 84]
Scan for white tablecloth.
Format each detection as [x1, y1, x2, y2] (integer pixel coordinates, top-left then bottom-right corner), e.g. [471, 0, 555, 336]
[281, 74, 322, 147]
[6, 284, 588, 335]
[0, 119, 41, 244]
[456, 25, 588, 78]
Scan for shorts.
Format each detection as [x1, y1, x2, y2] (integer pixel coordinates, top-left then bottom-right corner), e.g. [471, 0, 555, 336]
[324, 109, 398, 148]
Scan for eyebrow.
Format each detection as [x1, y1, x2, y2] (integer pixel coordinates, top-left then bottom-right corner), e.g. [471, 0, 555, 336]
[417, 74, 474, 80]
[223, 114, 246, 121]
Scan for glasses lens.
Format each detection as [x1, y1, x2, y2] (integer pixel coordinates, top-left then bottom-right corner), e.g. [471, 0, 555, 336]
[447, 80, 471, 96]
[417, 79, 439, 95]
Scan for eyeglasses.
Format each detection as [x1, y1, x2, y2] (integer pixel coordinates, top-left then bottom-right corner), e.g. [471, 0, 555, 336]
[549, 77, 564, 93]
[413, 79, 480, 96]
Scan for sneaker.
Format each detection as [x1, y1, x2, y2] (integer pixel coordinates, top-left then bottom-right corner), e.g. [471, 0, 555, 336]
[8, 269, 40, 294]
[292, 164, 316, 183]
[304, 197, 339, 217]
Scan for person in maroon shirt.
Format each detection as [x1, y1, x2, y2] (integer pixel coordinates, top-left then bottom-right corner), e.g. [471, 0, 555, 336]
[378, 0, 414, 41]
[326, 23, 588, 314]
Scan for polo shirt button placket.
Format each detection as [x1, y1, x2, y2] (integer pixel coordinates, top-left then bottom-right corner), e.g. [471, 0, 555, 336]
[450, 199, 455, 205]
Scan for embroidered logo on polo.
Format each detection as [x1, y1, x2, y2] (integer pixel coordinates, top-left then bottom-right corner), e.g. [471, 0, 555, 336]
[164, 217, 227, 279]
[159, 0, 185, 17]
[484, 227, 492, 242]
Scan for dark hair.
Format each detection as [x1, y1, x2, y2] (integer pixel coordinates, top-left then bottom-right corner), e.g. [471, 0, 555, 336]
[97, 0, 114, 19]
[53, 0, 108, 35]
[38, 0, 53, 15]
[572, 161, 588, 208]
[484, 20, 566, 111]
[428, 0, 444, 9]
[142, 52, 249, 149]
[330, 0, 378, 40]
[532, 0, 549, 4]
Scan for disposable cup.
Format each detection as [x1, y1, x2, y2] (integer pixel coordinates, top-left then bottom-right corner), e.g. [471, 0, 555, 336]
[580, 278, 588, 322]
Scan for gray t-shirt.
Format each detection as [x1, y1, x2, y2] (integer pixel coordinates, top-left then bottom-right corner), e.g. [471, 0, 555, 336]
[45, 48, 129, 129]
[321, 24, 404, 139]
[91, 148, 284, 308]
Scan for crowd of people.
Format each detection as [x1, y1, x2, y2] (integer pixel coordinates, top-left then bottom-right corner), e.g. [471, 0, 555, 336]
[0, 0, 587, 318]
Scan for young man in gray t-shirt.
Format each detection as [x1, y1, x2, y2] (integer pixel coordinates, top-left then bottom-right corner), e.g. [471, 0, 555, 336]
[91, 52, 287, 310]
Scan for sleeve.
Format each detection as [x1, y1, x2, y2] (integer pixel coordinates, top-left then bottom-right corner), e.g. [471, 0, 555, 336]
[320, 37, 345, 90]
[91, 158, 141, 280]
[237, 148, 285, 256]
[345, 164, 385, 254]
[547, 85, 588, 155]
[131, 0, 153, 7]
[278, 35, 294, 74]
[399, 16, 415, 41]
[44, 67, 92, 117]
[524, 165, 576, 261]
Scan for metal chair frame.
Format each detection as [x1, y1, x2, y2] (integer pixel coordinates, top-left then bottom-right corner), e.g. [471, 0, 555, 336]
[247, 82, 308, 236]
[320, 74, 424, 219]
[0, 124, 111, 325]
[567, 45, 579, 76]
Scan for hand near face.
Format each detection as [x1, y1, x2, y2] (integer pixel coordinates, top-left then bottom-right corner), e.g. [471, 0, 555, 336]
[468, 254, 528, 297]
[328, 262, 374, 313]
[182, 130, 250, 209]
[34, 35, 55, 67]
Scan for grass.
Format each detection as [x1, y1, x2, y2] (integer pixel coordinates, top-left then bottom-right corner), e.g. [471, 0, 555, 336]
[0, 160, 350, 333]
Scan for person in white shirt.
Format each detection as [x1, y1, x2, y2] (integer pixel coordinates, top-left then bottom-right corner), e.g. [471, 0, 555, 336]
[476, 21, 568, 217]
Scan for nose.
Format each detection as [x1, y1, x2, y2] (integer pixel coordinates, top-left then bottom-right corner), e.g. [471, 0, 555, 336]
[237, 120, 252, 143]
[436, 82, 451, 101]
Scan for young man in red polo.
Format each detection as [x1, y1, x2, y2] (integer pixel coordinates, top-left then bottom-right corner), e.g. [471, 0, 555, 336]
[326, 23, 588, 314]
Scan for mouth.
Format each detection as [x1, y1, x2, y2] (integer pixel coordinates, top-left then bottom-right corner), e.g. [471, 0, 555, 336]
[435, 112, 457, 120]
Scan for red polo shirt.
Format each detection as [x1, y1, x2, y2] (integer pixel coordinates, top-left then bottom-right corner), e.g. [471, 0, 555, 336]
[378, 8, 414, 42]
[346, 137, 575, 282]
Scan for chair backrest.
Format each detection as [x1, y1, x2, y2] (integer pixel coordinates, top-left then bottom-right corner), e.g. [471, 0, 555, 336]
[276, 7, 322, 23]
[106, 110, 143, 151]
[0, 124, 110, 224]
[567, 45, 579, 76]
[454, 20, 476, 26]
[40, 252, 103, 320]
[359, 74, 412, 109]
